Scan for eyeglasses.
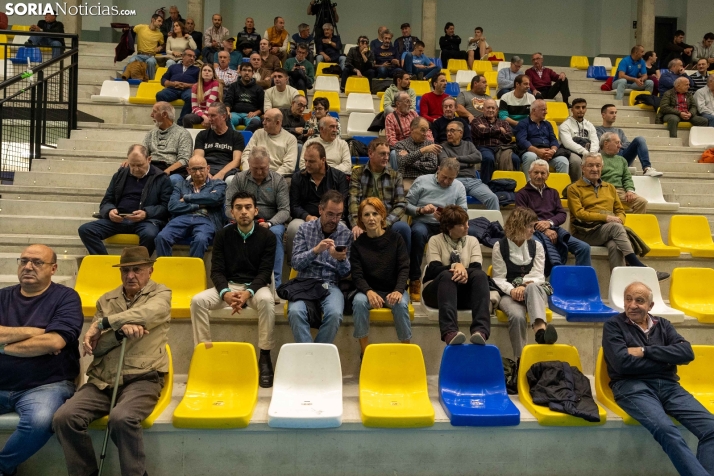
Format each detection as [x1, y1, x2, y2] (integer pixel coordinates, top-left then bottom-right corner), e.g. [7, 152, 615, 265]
[188, 166, 207, 172]
[120, 266, 149, 274]
[313, 106, 326, 111]
[295, 103, 307, 109]
[17, 258, 55, 267]
[446, 129, 461, 134]
[359, 40, 368, 44]
[323, 212, 342, 220]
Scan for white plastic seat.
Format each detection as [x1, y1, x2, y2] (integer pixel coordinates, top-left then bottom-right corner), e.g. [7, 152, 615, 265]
[12, 34, 30, 45]
[345, 93, 375, 113]
[497, 61, 510, 71]
[689, 126, 714, 148]
[188, 128, 201, 143]
[593, 57, 613, 70]
[608, 267, 685, 323]
[346, 112, 378, 137]
[631, 176, 679, 211]
[313, 76, 340, 92]
[343, 43, 357, 55]
[455, 70, 476, 88]
[268, 343, 343, 428]
[90, 80, 130, 103]
[467, 209, 504, 225]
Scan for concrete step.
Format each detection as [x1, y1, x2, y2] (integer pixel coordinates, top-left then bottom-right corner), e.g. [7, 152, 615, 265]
[31, 158, 122, 175]
[41, 148, 127, 160]
[666, 193, 714, 208]
[648, 151, 704, 163]
[646, 161, 713, 173]
[13, 171, 111, 189]
[0, 185, 105, 202]
[57, 138, 139, 153]
[616, 127, 687, 140]
[0, 274, 74, 289]
[78, 54, 128, 69]
[70, 128, 148, 141]
[0, 199, 98, 218]
[0, 216, 92, 236]
[76, 122, 154, 132]
[77, 68, 120, 84]
[77, 100, 163, 126]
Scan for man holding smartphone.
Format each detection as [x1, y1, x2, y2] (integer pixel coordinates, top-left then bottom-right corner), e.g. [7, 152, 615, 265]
[78, 144, 173, 256]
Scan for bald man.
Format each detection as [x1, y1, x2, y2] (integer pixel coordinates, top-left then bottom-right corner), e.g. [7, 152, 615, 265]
[155, 156, 226, 258]
[603, 281, 714, 476]
[0, 244, 83, 475]
[241, 108, 299, 175]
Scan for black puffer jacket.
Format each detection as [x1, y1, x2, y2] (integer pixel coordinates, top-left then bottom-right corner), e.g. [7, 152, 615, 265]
[526, 361, 601, 423]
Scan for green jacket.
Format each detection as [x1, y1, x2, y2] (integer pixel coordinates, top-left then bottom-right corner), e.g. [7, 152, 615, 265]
[656, 88, 698, 123]
[601, 153, 634, 191]
[284, 57, 315, 83]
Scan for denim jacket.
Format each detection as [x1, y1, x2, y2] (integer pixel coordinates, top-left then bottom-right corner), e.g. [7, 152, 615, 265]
[168, 177, 226, 231]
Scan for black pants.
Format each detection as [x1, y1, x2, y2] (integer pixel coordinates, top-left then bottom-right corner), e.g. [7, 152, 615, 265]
[422, 268, 491, 341]
[535, 78, 570, 103]
[288, 69, 313, 95]
[340, 65, 375, 90]
[440, 49, 468, 65]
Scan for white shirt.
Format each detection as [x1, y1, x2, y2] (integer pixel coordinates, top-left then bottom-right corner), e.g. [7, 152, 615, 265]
[491, 239, 546, 294]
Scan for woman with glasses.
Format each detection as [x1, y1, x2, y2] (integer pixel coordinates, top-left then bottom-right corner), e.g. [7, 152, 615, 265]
[340, 35, 376, 93]
[305, 96, 341, 139]
[350, 198, 411, 360]
[182, 63, 223, 128]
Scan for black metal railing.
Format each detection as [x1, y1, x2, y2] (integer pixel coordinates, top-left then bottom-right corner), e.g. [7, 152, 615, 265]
[0, 30, 79, 180]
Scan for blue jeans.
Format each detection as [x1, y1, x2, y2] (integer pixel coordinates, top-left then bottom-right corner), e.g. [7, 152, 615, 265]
[78, 219, 160, 255]
[521, 151, 568, 175]
[154, 214, 215, 258]
[288, 284, 343, 343]
[619, 136, 652, 170]
[410, 221, 441, 280]
[476, 146, 521, 183]
[201, 46, 220, 64]
[27, 36, 63, 59]
[612, 78, 654, 100]
[315, 54, 346, 70]
[389, 150, 399, 171]
[268, 224, 285, 289]
[557, 227, 591, 266]
[375, 65, 398, 79]
[403, 54, 440, 80]
[0, 380, 75, 473]
[701, 112, 714, 127]
[230, 112, 262, 132]
[612, 378, 714, 476]
[155, 87, 193, 123]
[458, 177, 499, 210]
[390, 220, 412, 253]
[353, 291, 411, 341]
[125, 54, 157, 81]
[496, 87, 513, 99]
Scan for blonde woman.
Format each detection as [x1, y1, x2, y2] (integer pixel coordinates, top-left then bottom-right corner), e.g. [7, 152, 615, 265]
[183, 63, 223, 128]
[166, 21, 197, 66]
[492, 206, 557, 361]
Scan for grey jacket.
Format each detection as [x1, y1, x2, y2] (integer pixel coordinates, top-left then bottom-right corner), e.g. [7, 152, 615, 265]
[224, 169, 290, 224]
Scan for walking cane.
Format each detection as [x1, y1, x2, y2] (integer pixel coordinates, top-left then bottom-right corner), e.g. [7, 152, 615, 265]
[97, 331, 127, 476]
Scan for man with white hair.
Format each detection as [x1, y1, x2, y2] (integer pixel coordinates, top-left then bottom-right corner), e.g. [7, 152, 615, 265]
[602, 281, 714, 476]
[599, 132, 647, 214]
[300, 116, 352, 175]
[226, 146, 290, 290]
[496, 56, 524, 98]
[694, 74, 714, 127]
[242, 108, 298, 175]
[142, 101, 193, 185]
[657, 76, 708, 138]
[515, 100, 570, 177]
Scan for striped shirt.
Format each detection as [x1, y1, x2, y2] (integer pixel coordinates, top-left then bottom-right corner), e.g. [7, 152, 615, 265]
[690, 72, 708, 92]
[191, 80, 221, 117]
[292, 218, 353, 284]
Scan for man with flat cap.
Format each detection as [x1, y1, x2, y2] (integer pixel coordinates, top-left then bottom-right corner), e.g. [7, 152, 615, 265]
[54, 246, 171, 476]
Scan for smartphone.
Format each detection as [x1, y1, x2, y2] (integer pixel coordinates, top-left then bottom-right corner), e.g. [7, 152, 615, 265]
[334, 245, 347, 252]
[118, 213, 131, 217]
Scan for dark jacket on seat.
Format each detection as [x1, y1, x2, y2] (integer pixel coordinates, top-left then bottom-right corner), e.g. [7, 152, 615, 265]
[99, 165, 173, 227]
[527, 361, 601, 422]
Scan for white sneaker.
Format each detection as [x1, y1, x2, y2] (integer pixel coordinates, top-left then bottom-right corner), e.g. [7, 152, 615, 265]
[643, 167, 663, 177]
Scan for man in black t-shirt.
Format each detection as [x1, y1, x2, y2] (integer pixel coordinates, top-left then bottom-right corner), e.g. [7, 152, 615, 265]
[194, 102, 246, 184]
[0, 244, 83, 475]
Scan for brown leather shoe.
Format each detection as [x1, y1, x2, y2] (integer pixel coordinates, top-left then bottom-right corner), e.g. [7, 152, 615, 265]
[409, 279, 421, 302]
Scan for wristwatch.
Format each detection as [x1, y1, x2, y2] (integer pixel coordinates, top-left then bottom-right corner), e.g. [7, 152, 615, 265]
[641, 346, 645, 355]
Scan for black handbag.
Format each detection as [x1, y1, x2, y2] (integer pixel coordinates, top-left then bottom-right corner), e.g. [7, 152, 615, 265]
[368, 111, 386, 132]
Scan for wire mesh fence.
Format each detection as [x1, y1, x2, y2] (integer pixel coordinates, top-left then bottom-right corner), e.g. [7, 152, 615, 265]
[0, 31, 78, 181]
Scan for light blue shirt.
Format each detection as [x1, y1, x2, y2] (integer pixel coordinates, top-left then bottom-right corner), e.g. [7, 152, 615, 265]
[497, 67, 520, 90]
[616, 55, 647, 83]
[406, 173, 468, 224]
[411, 53, 432, 67]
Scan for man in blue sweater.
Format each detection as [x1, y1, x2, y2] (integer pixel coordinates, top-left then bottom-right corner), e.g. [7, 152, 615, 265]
[602, 281, 714, 476]
[0, 244, 83, 476]
[156, 49, 200, 122]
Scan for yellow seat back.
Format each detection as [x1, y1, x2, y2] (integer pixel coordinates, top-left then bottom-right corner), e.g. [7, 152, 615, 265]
[153, 257, 207, 318]
[11, 25, 31, 31]
[625, 214, 680, 257]
[446, 59, 468, 73]
[173, 342, 258, 428]
[104, 234, 140, 246]
[75, 255, 122, 316]
[547, 120, 560, 140]
[678, 345, 714, 413]
[669, 268, 714, 322]
[344, 76, 370, 95]
[410, 80, 431, 97]
[128, 82, 165, 104]
[484, 70, 498, 89]
[312, 91, 341, 112]
[472, 60, 493, 74]
[545, 102, 569, 123]
[0, 35, 7, 59]
[629, 90, 653, 109]
[492, 170, 527, 191]
[669, 215, 714, 256]
[315, 62, 339, 77]
[594, 348, 639, 424]
[440, 69, 452, 82]
[150, 66, 168, 83]
[490, 52, 505, 63]
[545, 172, 569, 197]
[569, 56, 589, 69]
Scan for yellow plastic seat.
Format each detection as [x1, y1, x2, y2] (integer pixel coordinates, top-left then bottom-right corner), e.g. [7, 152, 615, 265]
[90, 345, 174, 429]
[629, 90, 653, 110]
[173, 342, 258, 429]
[447, 59, 468, 73]
[489, 52, 506, 64]
[547, 119, 559, 141]
[75, 255, 122, 316]
[11, 25, 31, 31]
[104, 234, 140, 246]
[668, 215, 714, 257]
[149, 66, 168, 83]
[610, 65, 618, 77]
[368, 304, 416, 322]
[345, 77, 371, 95]
[0, 35, 6, 59]
[315, 62, 339, 77]
[492, 170, 527, 191]
[312, 91, 340, 112]
[678, 345, 714, 414]
[594, 348, 639, 425]
[472, 60, 493, 74]
[678, 122, 693, 129]
[545, 172, 570, 207]
[410, 80, 431, 97]
[518, 344, 606, 426]
[359, 343, 435, 428]
[485, 266, 553, 322]
[545, 102, 569, 124]
[624, 214, 681, 257]
[670, 268, 714, 323]
[379, 94, 385, 112]
[152, 257, 207, 318]
[440, 69, 452, 82]
[298, 90, 305, 97]
[128, 82, 184, 106]
[569, 56, 589, 70]
[484, 70, 498, 89]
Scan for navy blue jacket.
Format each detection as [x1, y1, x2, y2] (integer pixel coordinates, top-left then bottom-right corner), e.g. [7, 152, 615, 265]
[161, 63, 199, 88]
[99, 165, 173, 228]
[602, 312, 694, 385]
[515, 117, 559, 152]
[168, 177, 227, 231]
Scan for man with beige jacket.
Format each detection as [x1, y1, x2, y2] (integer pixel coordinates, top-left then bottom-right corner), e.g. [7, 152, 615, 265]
[53, 246, 171, 476]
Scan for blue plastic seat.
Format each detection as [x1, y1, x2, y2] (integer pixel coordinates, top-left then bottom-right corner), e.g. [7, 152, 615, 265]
[586, 66, 608, 80]
[445, 82, 460, 97]
[548, 266, 619, 322]
[439, 344, 520, 426]
[351, 156, 368, 165]
[240, 131, 253, 144]
[416, 96, 421, 115]
[352, 135, 375, 147]
[11, 46, 41, 64]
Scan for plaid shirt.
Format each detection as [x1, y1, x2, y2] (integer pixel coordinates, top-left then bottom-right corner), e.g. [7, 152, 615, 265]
[215, 66, 238, 86]
[348, 163, 406, 228]
[471, 115, 514, 147]
[394, 137, 438, 179]
[292, 218, 353, 284]
[676, 93, 689, 113]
